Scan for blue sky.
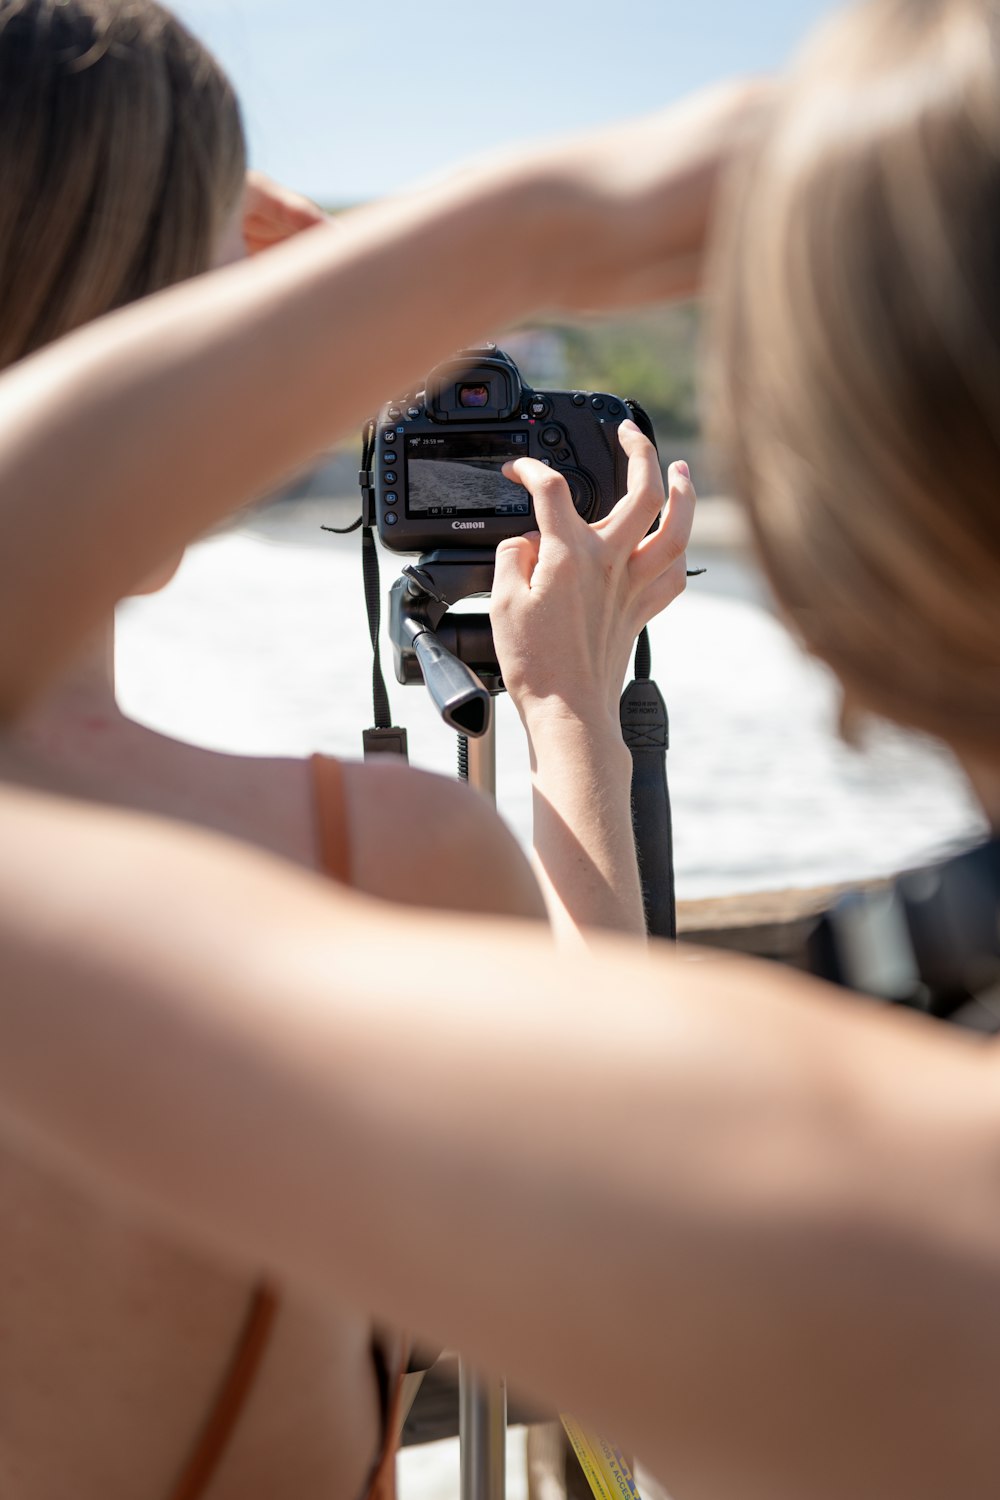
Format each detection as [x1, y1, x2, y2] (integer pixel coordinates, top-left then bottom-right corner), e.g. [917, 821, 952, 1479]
[171, 0, 840, 202]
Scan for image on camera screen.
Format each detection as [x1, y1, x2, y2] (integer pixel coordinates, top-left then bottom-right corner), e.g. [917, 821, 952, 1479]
[405, 431, 531, 516]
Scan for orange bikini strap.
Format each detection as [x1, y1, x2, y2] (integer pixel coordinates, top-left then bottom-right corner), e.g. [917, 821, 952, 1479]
[311, 753, 352, 883]
[165, 1282, 279, 1500]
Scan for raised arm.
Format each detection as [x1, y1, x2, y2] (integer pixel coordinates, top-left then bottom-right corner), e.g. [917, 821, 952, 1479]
[0, 778, 997, 1500]
[0, 79, 765, 719]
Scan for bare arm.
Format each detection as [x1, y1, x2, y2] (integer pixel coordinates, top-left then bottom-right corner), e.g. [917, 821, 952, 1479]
[0, 779, 997, 1500]
[0, 80, 765, 720]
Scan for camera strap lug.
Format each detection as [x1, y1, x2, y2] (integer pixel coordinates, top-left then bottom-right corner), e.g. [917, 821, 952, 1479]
[358, 468, 376, 528]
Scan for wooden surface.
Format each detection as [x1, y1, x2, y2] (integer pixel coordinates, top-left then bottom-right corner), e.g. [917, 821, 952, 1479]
[676, 881, 871, 965]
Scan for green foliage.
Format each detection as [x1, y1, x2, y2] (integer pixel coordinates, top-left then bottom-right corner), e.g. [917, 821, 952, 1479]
[328, 302, 703, 454]
[525, 304, 702, 439]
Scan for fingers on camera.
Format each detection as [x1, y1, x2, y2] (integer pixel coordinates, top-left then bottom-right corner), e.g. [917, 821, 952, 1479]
[503, 459, 578, 540]
[665, 461, 696, 553]
[604, 422, 663, 544]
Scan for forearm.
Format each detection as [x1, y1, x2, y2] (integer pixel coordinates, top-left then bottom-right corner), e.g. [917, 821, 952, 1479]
[1, 783, 999, 1499]
[527, 712, 645, 938]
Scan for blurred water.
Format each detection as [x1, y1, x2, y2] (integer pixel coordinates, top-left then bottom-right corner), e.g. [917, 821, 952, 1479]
[116, 500, 985, 899]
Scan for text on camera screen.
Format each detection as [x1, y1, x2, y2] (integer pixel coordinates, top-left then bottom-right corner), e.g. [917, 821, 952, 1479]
[404, 431, 531, 517]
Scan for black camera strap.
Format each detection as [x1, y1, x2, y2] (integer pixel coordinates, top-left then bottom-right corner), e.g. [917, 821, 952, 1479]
[327, 420, 409, 761]
[618, 399, 681, 941]
[621, 630, 676, 940]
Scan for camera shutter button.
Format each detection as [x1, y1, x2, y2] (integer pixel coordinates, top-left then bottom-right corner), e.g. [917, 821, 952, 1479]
[540, 425, 563, 447]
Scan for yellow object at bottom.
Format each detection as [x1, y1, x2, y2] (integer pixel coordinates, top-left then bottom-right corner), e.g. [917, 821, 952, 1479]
[560, 1416, 643, 1500]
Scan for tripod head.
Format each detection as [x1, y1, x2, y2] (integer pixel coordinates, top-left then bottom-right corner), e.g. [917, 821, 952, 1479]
[388, 549, 500, 738]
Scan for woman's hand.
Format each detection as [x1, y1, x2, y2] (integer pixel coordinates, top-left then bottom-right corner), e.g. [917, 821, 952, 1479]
[489, 422, 695, 939]
[242, 171, 329, 256]
[491, 420, 695, 734]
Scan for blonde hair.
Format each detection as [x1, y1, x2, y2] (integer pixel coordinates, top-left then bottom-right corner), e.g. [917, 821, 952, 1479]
[0, 0, 245, 367]
[708, 0, 1000, 756]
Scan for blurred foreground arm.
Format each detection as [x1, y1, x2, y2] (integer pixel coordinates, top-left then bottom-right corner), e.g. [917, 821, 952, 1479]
[0, 779, 998, 1500]
[0, 79, 765, 719]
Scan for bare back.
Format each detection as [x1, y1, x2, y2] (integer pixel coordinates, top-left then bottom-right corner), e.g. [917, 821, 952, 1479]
[0, 718, 543, 1500]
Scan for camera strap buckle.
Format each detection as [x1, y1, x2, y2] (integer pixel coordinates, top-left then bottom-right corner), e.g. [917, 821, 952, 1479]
[363, 726, 410, 760]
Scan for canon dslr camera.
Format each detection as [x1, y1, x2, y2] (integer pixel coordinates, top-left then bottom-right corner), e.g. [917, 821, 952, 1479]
[372, 344, 639, 553]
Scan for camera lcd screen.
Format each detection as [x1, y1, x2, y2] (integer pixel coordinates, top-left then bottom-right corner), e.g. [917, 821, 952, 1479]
[404, 431, 531, 517]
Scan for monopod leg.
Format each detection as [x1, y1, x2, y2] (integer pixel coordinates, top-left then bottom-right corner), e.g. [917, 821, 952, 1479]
[459, 712, 507, 1500]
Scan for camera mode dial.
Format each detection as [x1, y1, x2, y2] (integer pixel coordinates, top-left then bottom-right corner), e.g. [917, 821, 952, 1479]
[559, 466, 597, 521]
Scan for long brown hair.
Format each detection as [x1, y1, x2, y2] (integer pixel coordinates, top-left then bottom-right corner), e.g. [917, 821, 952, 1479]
[0, 0, 245, 367]
[708, 0, 1000, 756]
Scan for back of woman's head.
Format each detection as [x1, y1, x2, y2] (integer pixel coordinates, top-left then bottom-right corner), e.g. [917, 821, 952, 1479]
[0, 0, 245, 367]
[709, 0, 1000, 757]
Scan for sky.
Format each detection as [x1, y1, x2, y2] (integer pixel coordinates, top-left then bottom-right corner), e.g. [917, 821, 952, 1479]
[170, 0, 840, 203]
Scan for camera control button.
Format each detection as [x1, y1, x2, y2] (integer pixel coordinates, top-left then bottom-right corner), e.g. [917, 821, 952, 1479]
[384, 512, 398, 526]
[407, 406, 421, 419]
[556, 447, 573, 464]
[388, 406, 402, 419]
[529, 398, 548, 417]
[590, 397, 605, 411]
[607, 401, 622, 416]
[381, 428, 397, 442]
[383, 451, 397, 465]
[540, 425, 563, 447]
[385, 492, 398, 505]
[572, 393, 586, 407]
[384, 472, 397, 485]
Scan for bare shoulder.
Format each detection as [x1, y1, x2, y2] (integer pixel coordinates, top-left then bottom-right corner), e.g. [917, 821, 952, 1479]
[341, 759, 546, 921]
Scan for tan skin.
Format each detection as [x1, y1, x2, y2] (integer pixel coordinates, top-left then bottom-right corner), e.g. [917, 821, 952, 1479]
[2, 68, 1000, 1500]
[0, 145, 700, 1498]
[1, 779, 999, 1500]
[0, 180, 542, 1500]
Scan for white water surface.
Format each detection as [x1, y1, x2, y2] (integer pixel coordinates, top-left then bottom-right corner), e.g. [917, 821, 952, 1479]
[117, 506, 984, 899]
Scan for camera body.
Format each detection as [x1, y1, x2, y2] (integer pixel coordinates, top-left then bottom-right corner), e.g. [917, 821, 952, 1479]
[373, 344, 633, 553]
